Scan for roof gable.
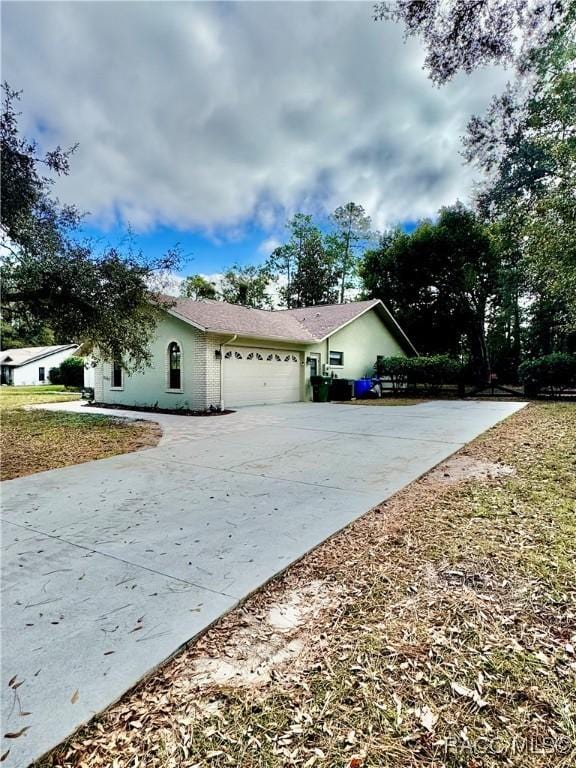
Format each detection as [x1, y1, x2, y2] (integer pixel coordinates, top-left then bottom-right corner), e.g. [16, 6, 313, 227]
[0, 344, 78, 367]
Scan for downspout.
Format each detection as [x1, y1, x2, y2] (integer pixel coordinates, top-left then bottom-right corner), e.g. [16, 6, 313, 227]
[219, 334, 237, 410]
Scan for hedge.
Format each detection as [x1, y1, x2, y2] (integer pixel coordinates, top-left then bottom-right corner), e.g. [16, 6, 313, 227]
[48, 366, 63, 385]
[49, 356, 85, 388]
[374, 354, 464, 391]
[518, 353, 576, 396]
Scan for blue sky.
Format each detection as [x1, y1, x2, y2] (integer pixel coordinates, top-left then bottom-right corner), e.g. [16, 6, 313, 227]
[80, 222, 275, 276]
[80, 217, 418, 277]
[3, 1, 505, 280]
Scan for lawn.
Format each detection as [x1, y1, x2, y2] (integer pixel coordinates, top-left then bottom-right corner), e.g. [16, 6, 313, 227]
[38, 403, 576, 768]
[1, 386, 161, 481]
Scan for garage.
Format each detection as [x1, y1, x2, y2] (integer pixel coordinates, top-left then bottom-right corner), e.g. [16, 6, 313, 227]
[223, 347, 301, 407]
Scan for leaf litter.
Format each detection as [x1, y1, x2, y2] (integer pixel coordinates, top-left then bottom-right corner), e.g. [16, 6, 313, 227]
[34, 403, 576, 768]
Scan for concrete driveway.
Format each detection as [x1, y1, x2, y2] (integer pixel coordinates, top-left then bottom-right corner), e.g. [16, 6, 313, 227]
[1, 400, 525, 766]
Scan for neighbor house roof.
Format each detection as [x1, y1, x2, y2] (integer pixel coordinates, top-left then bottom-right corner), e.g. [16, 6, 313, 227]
[166, 298, 417, 353]
[0, 344, 78, 367]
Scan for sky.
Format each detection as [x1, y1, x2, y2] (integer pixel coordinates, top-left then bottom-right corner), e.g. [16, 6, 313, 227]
[2, 1, 507, 279]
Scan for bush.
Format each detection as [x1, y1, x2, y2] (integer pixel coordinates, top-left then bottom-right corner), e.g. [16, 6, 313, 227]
[374, 355, 410, 390]
[374, 354, 464, 392]
[518, 353, 576, 396]
[48, 366, 62, 385]
[58, 356, 85, 388]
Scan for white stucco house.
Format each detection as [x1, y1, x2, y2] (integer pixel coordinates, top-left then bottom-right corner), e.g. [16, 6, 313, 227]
[94, 298, 416, 410]
[0, 344, 79, 386]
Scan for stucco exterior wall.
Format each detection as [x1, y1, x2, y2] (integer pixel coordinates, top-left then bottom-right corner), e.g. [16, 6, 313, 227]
[301, 308, 406, 396]
[10, 348, 78, 386]
[95, 306, 408, 408]
[326, 308, 406, 380]
[97, 314, 209, 410]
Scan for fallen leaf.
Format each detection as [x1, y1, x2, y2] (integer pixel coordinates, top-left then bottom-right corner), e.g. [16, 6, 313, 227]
[451, 682, 475, 698]
[71, 690, 79, 704]
[0, 750, 10, 762]
[4, 727, 30, 739]
[416, 704, 438, 732]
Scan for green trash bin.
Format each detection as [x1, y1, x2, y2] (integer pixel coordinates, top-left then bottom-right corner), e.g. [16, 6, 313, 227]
[311, 375, 331, 402]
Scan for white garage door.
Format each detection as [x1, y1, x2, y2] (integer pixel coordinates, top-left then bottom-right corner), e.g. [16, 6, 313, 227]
[223, 347, 301, 407]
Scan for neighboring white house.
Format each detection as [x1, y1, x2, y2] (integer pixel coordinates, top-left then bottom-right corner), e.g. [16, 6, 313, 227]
[0, 344, 79, 386]
[94, 298, 417, 410]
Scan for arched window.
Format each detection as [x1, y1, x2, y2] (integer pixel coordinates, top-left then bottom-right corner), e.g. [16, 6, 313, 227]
[168, 341, 182, 390]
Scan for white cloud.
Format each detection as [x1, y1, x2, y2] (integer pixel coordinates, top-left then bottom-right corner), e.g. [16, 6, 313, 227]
[257, 237, 281, 257]
[2, 2, 508, 234]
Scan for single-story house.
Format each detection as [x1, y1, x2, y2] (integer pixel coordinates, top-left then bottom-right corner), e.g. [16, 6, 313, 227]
[94, 298, 416, 409]
[0, 344, 79, 386]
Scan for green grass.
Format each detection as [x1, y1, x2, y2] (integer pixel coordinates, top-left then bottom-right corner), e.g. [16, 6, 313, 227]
[36, 403, 576, 768]
[1, 385, 160, 480]
[0, 384, 81, 412]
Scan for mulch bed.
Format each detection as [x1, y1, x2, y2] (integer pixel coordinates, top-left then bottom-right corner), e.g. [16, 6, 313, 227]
[90, 402, 235, 417]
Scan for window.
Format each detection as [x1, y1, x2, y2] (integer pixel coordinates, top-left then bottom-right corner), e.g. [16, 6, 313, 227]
[38, 366, 45, 382]
[329, 351, 344, 366]
[112, 360, 123, 389]
[168, 342, 182, 390]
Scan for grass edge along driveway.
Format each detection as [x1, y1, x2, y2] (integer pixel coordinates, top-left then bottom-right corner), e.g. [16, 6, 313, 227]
[1, 386, 161, 481]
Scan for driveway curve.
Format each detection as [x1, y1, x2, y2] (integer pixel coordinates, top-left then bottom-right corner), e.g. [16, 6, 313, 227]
[1, 400, 525, 767]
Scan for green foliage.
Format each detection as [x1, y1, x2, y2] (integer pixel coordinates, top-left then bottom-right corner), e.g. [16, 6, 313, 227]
[266, 214, 339, 308]
[220, 264, 272, 309]
[375, 354, 464, 391]
[1, 84, 179, 370]
[518, 353, 576, 396]
[375, 0, 568, 85]
[329, 202, 372, 303]
[464, 12, 576, 345]
[0, 317, 56, 349]
[287, 228, 338, 308]
[180, 274, 218, 300]
[48, 366, 63, 385]
[360, 204, 497, 380]
[58, 356, 85, 388]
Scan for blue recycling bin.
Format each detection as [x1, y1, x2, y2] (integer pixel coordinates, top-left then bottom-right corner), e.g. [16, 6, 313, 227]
[354, 378, 372, 398]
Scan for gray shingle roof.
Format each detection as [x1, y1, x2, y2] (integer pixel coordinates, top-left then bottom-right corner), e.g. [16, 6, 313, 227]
[0, 344, 78, 367]
[279, 299, 381, 340]
[169, 299, 316, 342]
[166, 297, 416, 351]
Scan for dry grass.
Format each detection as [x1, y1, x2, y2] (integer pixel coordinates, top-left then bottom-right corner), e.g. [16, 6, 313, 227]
[1, 386, 161, 480]
[37, 403, 576, 768]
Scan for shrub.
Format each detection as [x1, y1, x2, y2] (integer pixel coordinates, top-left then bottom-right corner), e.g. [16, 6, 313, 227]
[374, 355, 409, 390]
[374, 354, 464, 392]
[48, 366, 62, 385]
[58, 356, 85, 388]
[518, 353, 576, 396]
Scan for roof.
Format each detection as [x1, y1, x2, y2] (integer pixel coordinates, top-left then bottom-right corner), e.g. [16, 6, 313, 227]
[0, 344, 78, 367]
[166, 298, 417, 353]
[169, 299, 315, 342]
[280, 299, 381, 339]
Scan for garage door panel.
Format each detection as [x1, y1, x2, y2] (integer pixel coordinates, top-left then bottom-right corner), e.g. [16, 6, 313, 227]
[223, 347, 301, 407]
